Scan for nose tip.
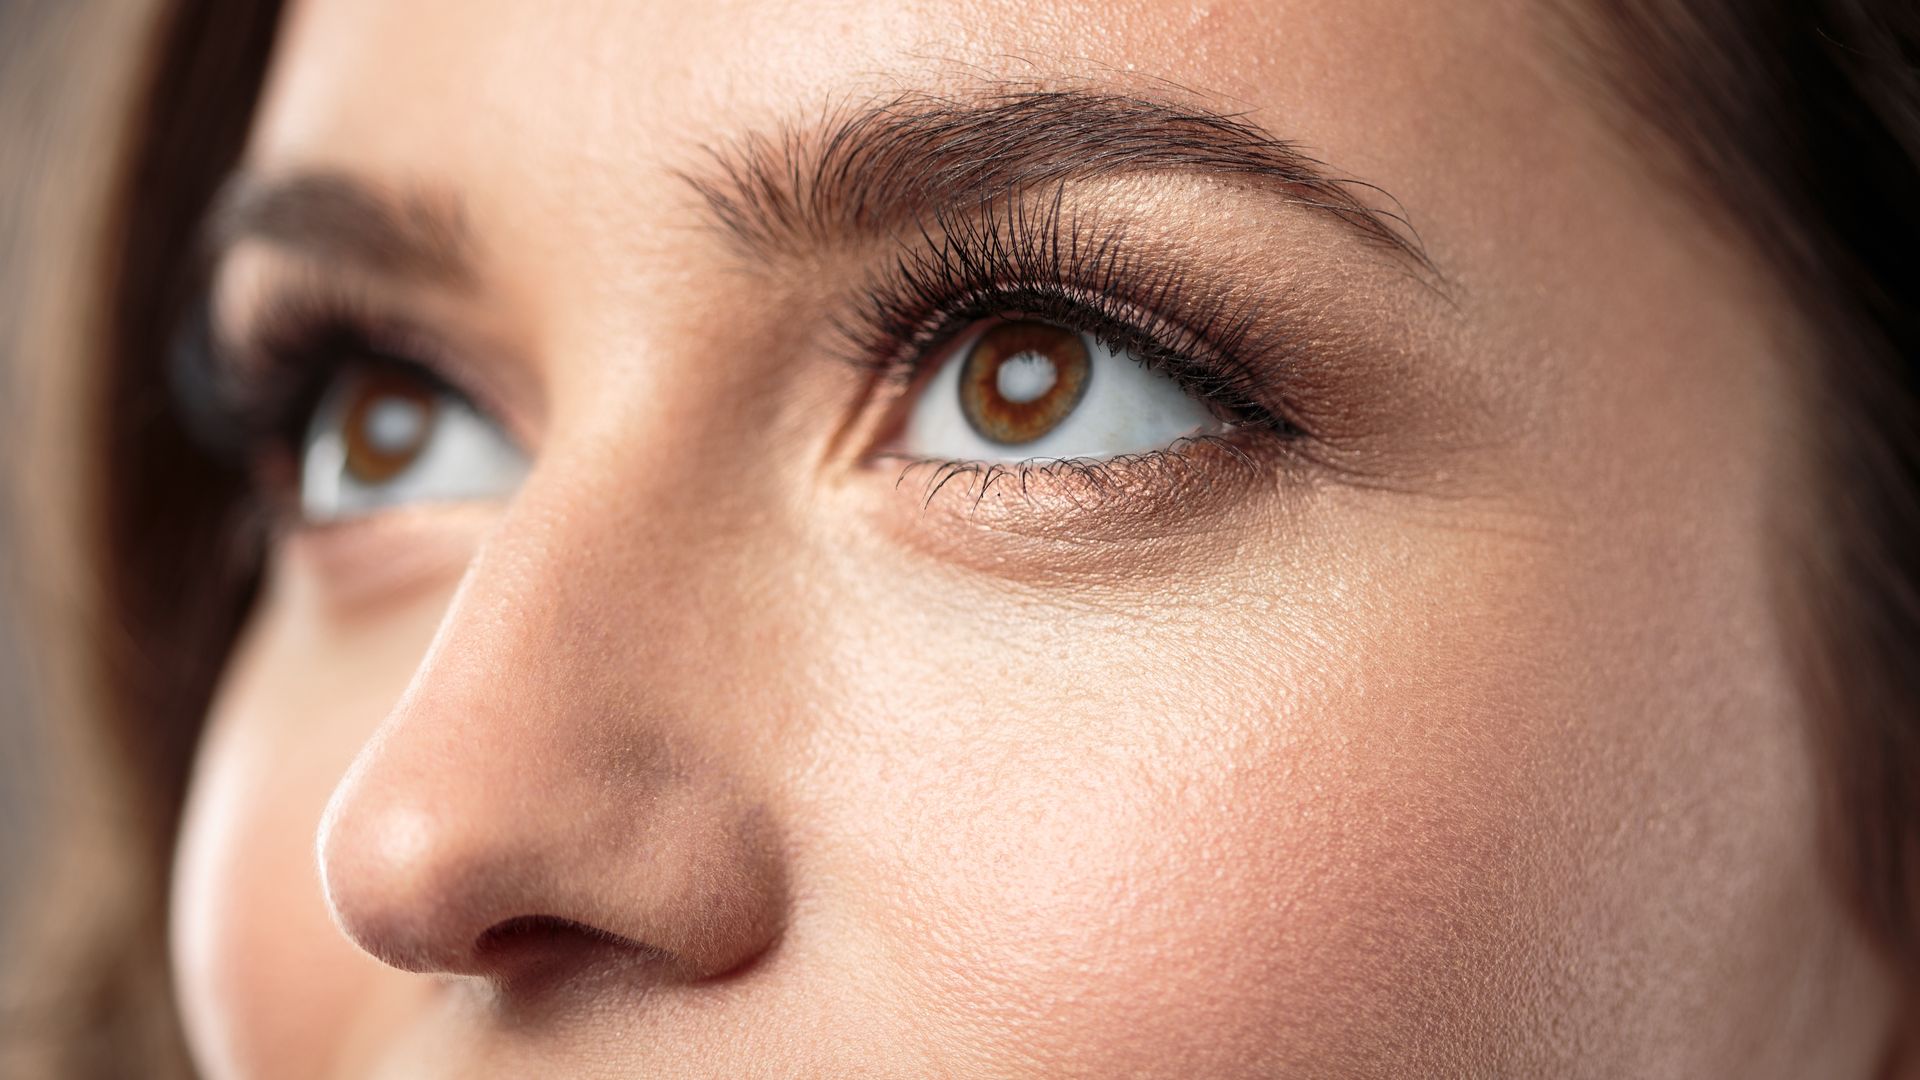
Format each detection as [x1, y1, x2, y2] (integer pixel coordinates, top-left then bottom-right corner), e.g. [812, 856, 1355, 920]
[317, 798, 489, 975]
[309, 459, 793, 999]
[316, 761, 785, 989]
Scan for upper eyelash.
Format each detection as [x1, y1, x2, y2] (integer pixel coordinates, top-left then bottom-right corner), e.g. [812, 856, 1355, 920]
[175, 186, 1307, 480]
[171, 280, 461, 464]
[839, 186, 1304, 437]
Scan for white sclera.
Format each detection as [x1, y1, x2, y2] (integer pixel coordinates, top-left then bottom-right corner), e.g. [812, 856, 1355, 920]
[904, 324, 1222, 462]
[300, 373, 529, 522]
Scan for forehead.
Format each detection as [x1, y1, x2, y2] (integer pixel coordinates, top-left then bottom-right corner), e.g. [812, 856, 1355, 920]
[252, 0, 1578, 248]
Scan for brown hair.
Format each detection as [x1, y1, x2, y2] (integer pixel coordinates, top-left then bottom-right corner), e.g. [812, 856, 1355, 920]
[2, 1, 1916, 1076]
[3, 2, 279, 1075]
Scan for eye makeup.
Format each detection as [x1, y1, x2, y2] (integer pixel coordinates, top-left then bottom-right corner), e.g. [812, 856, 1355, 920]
[173, 275, 461, 466]
[842, 189, 1306, 438]
[831, 186, 1328, 518]
[174, 178, 1333, 534]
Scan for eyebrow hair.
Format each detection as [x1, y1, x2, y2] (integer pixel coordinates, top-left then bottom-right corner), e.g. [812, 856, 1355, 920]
[684, 85, 1436, 277]
[207, 86, 1433, 288]
[206, 170, 475, 286]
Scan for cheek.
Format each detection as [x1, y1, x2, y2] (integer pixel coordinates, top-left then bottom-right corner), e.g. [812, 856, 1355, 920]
[807, 491, 1832, 1076]
[803, 532, 1559, 1076]
[169, 563, 452, 1079]
[843, 673, 1544, 1076]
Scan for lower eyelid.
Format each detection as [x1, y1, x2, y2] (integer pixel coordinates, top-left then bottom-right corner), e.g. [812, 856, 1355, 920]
[848, 435, 1301, 580]
[277, 502, 502, 616]
[871, 428, 1289, 521]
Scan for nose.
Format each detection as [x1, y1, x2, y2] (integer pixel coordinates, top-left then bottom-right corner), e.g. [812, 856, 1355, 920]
[316, 493, 787, 991]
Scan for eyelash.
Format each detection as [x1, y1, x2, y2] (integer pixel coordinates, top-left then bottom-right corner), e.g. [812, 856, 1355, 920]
[843, 192, 1300, 439]
[173, 277, 466, 468]
[174, 190, 1308, 513]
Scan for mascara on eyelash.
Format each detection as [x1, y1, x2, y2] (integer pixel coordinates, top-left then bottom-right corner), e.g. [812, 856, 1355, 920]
[839, 188, 1305, 438]
[167, 282, 468, 468]
[168, 293, 257, 463]
[168, 288, 359, 462]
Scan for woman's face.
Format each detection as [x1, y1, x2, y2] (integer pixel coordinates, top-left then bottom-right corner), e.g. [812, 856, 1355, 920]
[167, 0, 1900, 1076]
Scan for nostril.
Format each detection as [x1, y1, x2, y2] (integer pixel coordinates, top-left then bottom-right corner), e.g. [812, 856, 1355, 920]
[316, 737, 790, 994]
[471, 915, 673, 992]
[476, 914, 656, 958]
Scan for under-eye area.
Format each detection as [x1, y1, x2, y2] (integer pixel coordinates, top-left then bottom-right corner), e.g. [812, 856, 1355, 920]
[869, 435, 1288, 554]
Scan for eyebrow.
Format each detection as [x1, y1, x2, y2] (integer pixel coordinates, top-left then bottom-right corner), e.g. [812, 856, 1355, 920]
[209, 85, 1434, 285]
[685, 84, 1436, 276]
[207, 170, 475, 286]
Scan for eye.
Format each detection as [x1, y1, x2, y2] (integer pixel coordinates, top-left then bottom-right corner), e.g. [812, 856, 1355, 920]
[299, 367, 527, 522]
[898, 317, 1223, 462]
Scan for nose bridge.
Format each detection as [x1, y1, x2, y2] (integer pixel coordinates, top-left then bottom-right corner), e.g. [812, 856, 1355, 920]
[316, 450, 787, 985]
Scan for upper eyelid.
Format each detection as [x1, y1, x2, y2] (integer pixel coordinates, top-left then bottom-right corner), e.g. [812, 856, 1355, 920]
[838, 194, 1306, 435]
[198, 159, 1351, 457]
[193, 267, 542, 459]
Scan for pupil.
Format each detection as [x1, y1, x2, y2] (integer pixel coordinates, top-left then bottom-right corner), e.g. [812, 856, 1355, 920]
[994, 352, 1058, 404]
[957, 319, 1091, 445]
[363, 396, 427, 453]
[341, 374, 438, 484]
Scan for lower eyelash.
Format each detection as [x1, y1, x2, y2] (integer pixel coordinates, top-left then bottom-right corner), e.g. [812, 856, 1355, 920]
[879, 432, 1271, 514]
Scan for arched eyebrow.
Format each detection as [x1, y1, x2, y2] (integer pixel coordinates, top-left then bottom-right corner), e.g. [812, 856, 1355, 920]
[205, 170, 475, 286]
[684, 85, 1436, 277]
[206, 86, 1435, 285]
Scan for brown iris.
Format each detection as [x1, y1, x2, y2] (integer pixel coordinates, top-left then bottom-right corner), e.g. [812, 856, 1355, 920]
[340, 371, 438, 484]
[958, 319, 1092, 445]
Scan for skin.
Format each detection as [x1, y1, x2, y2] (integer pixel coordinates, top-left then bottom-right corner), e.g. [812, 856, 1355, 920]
[167, 0, 1908, 1076]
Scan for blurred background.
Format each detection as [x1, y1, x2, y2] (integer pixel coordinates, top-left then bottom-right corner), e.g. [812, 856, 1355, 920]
[1, 0, 90, 938]
[1, 0, 39, 933]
